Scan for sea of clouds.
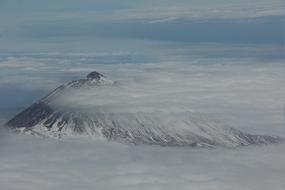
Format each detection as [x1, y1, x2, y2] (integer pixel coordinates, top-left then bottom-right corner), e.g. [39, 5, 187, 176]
[0, 43, 284, 189]
[0, 0, 284, 189]
[0, 130, 285, 190]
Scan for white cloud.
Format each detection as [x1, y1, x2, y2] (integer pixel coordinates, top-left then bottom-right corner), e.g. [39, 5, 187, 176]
[58, 1, 284, 23]
[50, 58, 284, 136]
[0, 133, 284, 190]
[0, 57, 46, 69]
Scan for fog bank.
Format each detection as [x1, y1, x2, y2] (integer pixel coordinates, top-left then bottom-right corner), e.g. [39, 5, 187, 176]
[0, 133, 284, 190]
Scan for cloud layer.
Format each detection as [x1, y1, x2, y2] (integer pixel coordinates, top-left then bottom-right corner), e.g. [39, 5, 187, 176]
[0, 43, 283, 137]
[0, 133, 284, 190]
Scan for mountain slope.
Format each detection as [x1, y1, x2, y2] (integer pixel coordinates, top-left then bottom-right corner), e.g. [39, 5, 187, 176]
[5, 71, 283, 147]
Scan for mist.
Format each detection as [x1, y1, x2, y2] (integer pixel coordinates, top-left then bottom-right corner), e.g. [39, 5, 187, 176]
[46, 57, 283, 137]
[0, 130, 284, 190]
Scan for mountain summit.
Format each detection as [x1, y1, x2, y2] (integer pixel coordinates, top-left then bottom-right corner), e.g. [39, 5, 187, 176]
[86, 71, 105, 80]
[5, 71, 283, 147]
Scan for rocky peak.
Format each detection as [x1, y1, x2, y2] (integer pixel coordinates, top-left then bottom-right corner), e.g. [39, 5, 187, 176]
[86, 71, 105, 80]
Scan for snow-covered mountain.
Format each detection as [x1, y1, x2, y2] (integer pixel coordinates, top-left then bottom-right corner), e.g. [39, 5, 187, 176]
[5, 71, 283, 147]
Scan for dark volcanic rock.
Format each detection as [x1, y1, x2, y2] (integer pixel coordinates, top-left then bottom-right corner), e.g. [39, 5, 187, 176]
[87, 71, 104, 80]
[6, 103, 53, 129]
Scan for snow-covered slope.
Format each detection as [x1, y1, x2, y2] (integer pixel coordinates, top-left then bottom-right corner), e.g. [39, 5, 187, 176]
[5, 71, 283, 147]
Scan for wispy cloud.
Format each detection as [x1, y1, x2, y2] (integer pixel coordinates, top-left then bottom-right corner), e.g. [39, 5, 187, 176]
[63, 2, 284, 23]
[0, 0, 283, 52]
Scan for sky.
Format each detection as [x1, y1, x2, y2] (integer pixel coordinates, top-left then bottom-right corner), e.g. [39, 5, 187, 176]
[0, 0, 284, 52]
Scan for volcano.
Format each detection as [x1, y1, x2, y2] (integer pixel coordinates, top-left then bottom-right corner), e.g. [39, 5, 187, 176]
[5, 71, 283, 147]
